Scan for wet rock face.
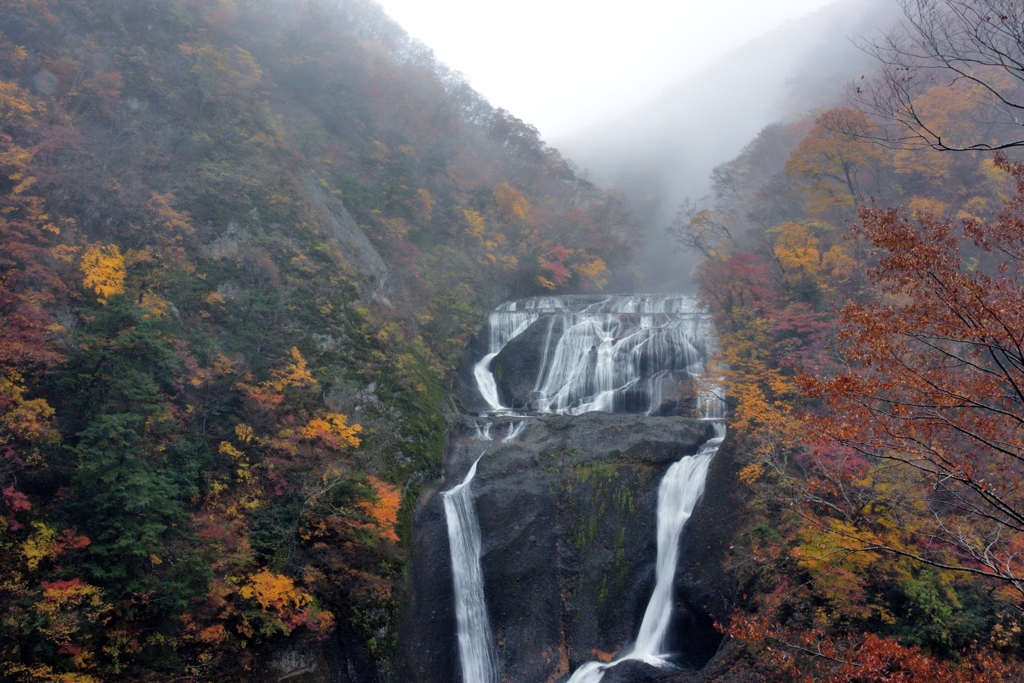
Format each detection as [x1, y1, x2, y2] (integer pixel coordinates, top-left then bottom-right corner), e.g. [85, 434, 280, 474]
[401, 414, 740, 683]
[488, 314, 561, 410]
[454, 325, 494, 414]
[464, 315, 705, 417]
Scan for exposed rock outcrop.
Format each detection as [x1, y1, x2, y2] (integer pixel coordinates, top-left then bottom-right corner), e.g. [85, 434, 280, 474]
[401, 414, 743, 683]
[301, 172, 392, 304]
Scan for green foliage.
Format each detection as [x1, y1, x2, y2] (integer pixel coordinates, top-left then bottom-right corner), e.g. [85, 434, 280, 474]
[50, 300, 208, 606]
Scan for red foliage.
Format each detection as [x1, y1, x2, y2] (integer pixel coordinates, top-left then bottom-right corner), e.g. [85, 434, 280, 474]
[56, 528, 90, 551]
[697, 252, 772, 318]
[2, 484, 31, 530]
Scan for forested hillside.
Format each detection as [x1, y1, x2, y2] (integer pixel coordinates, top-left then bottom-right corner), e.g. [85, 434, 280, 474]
[0, 1, 636, 680]
[673, 1, 1024, 677]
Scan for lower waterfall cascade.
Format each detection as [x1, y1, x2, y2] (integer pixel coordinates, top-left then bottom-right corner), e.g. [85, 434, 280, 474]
[567, 424, 725, 683]
[441, 293, 726, 683]
[443, 452, 499, 683]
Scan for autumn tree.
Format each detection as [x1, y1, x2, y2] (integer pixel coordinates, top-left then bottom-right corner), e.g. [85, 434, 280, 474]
[800, 155, 1024, 597]
[785, 108, 887, 216]
[858, 0, 1024, 151]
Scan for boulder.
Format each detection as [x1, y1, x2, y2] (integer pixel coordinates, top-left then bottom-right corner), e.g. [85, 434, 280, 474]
[489, 314, 563, 409]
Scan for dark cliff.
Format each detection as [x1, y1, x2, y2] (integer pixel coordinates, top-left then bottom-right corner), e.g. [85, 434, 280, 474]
[401, 414, 746, 683]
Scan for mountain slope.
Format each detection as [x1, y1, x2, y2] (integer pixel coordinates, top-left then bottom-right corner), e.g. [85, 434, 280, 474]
[0, 1, 637, 680]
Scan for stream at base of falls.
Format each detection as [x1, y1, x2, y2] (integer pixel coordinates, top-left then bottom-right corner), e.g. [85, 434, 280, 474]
[443, 294, 725, 683]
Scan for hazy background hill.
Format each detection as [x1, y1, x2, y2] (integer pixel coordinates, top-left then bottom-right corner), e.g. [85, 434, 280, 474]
[556, 0, 902, 291]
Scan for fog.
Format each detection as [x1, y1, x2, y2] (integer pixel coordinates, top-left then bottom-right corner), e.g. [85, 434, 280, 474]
[377, 0, 907, 291]
[553, 0, 904, 291]
[374, 0, 839, 138]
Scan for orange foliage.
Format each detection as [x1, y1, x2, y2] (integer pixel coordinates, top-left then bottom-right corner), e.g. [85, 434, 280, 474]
[358, 476, 401, 543]
[800, 156, 1024, 594]
[240, 569, 310, 613]
[301, 412, 361, 450]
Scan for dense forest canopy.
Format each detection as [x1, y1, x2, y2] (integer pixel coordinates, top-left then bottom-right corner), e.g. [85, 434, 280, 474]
[0, 0, 636, 680]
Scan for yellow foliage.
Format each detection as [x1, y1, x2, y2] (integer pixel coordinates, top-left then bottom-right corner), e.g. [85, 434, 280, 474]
[0, 144, 36, 195]
[384, 217, 409, 239]
[770, 222, 820, 279]
[494, 183, 531, 221]
[204, 291, 226, 306]
[784, 107, 885, 214]
[240, 569, 311, 613]
[788, 517, 889, 621]
[981, 157, 1011, 183]
[0, 80, 37, 123]
[710, 309, 798, 457]
[794, 518, 880, 573]
[908, 196, 947, 218]
[219, 441, 244, 458]
[139, 291, 170, 319]
[35, 578, 107, 618]
[22, 522, 58, 571]
[463, 208, 486, 238]
[267, 347, 317, 392]
[574, 257, 608, 291]
[730, 380, 791, 437]
[0, 373, 57, 443]
[80, 244, 126, 303]
[235, 423, 254, 443]
[957, 196, 989, 223]
[821, 244, 856, 282]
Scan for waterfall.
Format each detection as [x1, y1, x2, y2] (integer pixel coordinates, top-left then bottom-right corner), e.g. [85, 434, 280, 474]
[474, 421, 493, 441]
[567, 424, 725, 683]
[501, 420, 527, 443]
[444, 453, 499, 683]
[458, 293, 727, 682]
[473, 300, 543, 412]
[633, 424, 723, 660]
[473, 295, 716, 416]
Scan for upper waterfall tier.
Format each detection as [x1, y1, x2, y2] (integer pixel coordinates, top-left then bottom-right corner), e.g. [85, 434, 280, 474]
[468, 294, 723, 417]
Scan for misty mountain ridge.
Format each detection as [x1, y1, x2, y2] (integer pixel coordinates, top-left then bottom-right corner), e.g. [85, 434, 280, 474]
[555, 0, 903, 291]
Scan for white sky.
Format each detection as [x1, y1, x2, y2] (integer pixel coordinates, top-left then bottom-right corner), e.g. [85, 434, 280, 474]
[375, 0, 840, 139]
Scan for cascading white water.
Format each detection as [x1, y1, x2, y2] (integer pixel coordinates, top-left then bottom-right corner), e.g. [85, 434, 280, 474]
[444, 453, 500, 683]
[473, 301, 543, 412]
[633, 424, 724, 659]
[567, 424, 725, 683]
[473, 295, 717, 416]
[458, 293, 726, 683]
[501, 421, 527, 443]
[474, 421, 493, 441]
